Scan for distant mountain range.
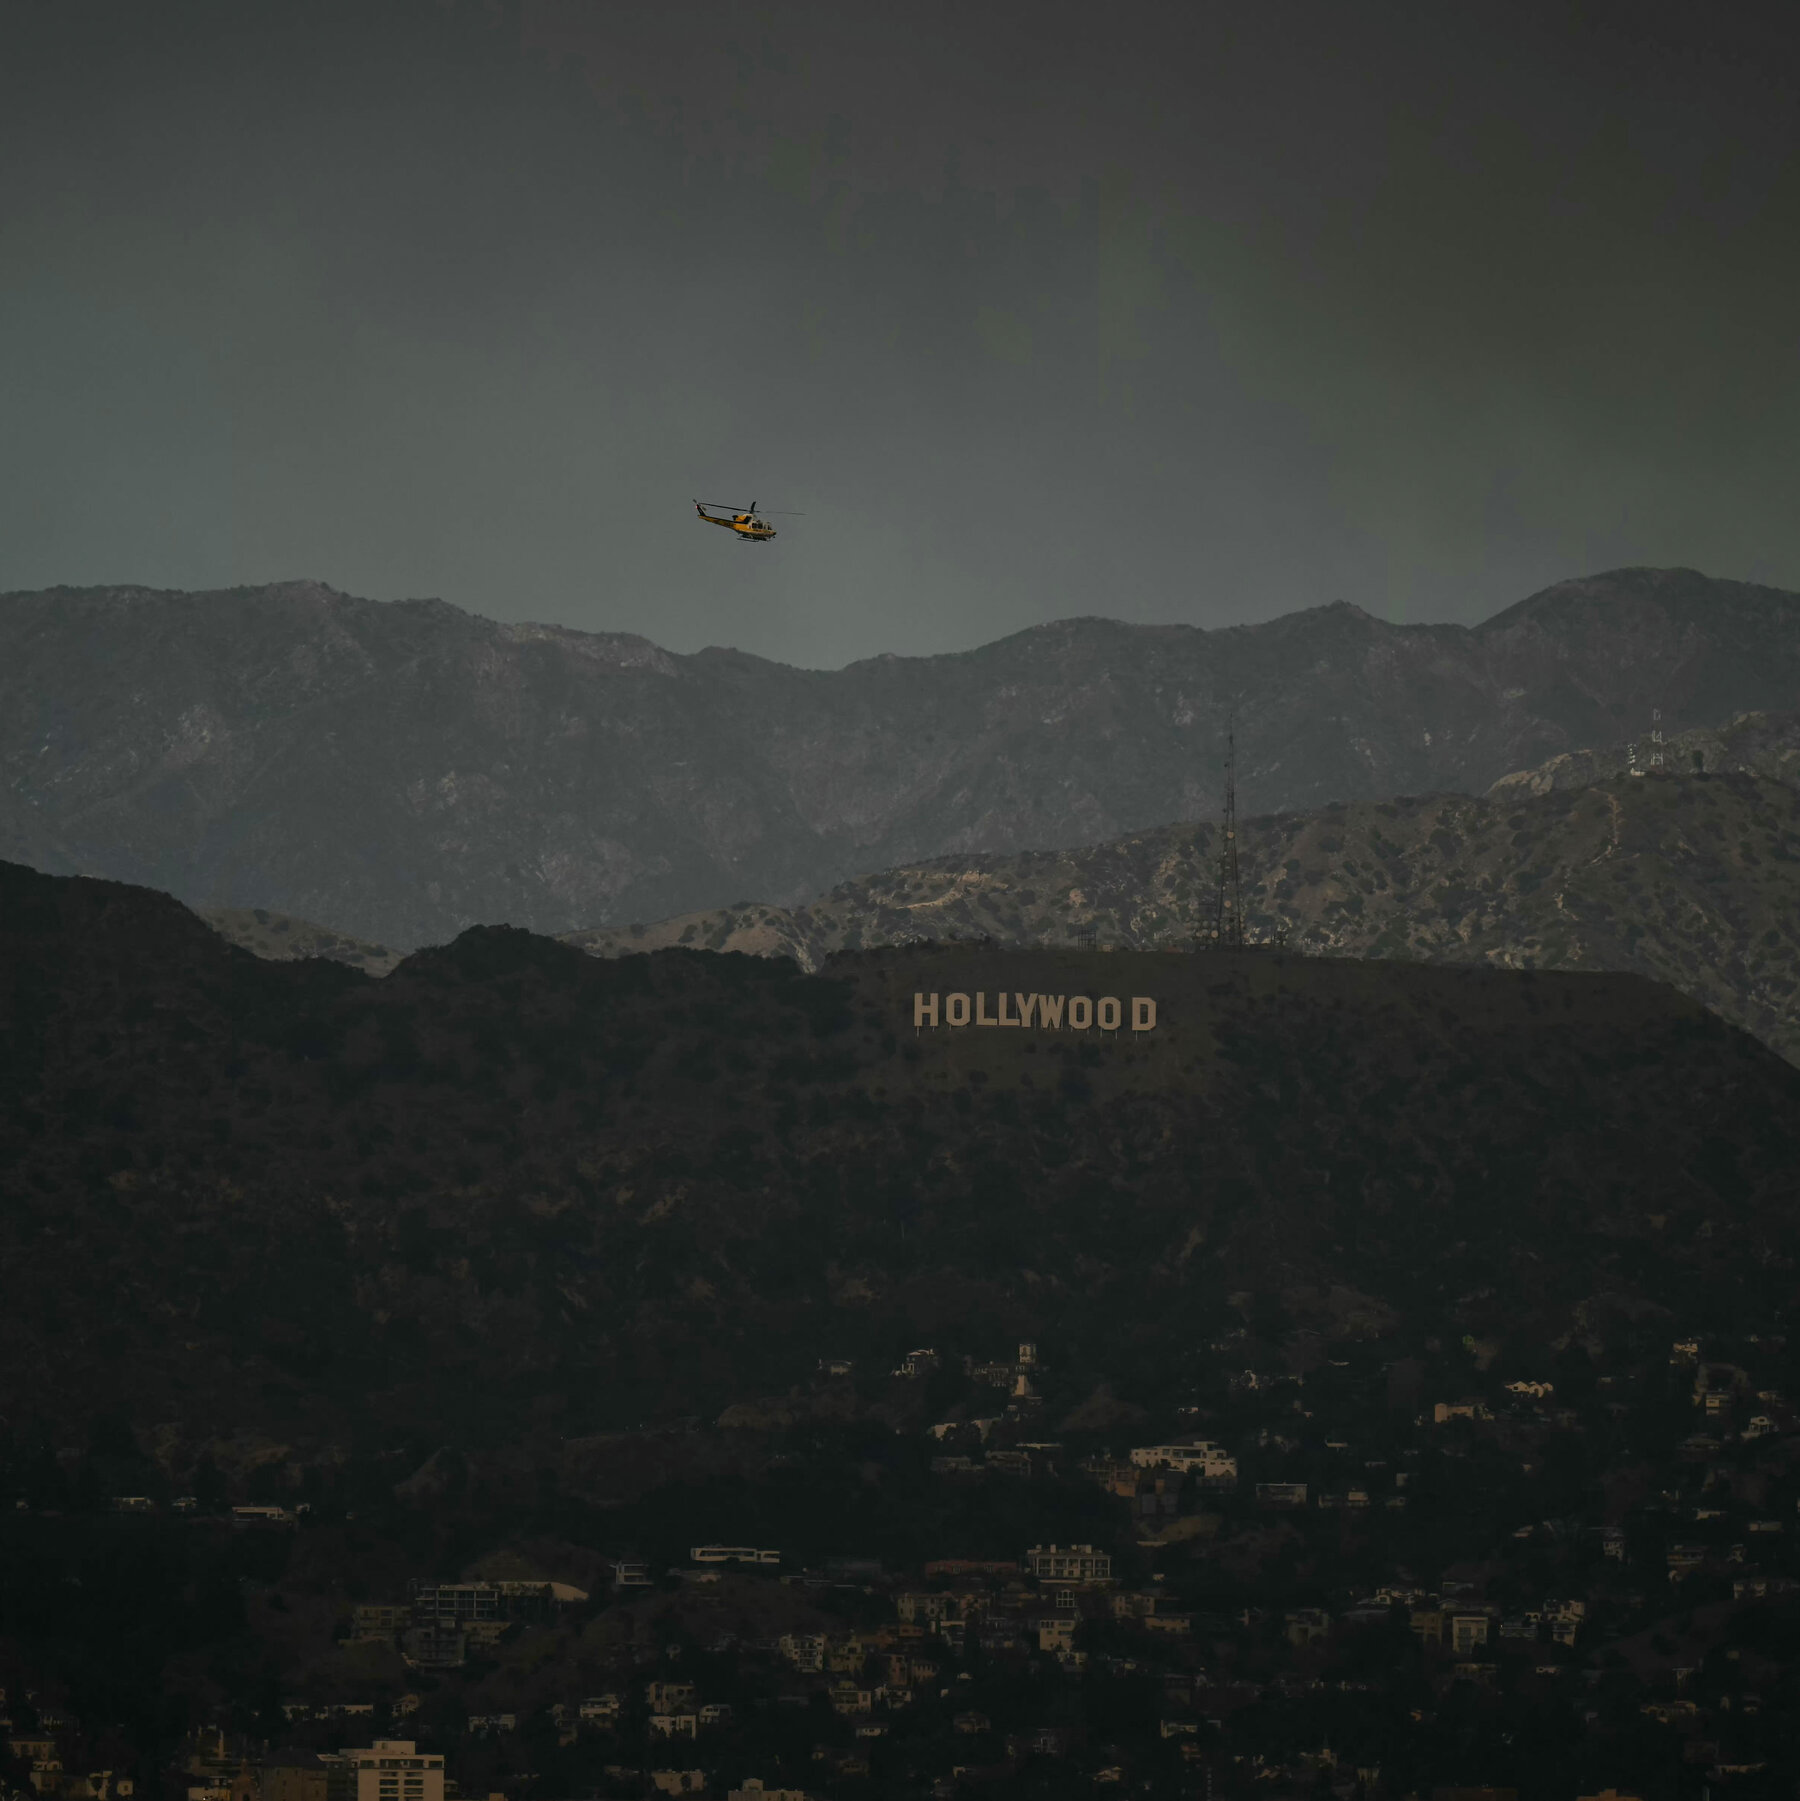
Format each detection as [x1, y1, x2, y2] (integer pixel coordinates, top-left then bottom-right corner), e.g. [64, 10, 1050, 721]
[6, 566, 1799, 946]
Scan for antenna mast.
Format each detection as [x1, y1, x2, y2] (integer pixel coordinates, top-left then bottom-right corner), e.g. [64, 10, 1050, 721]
[1211, 721, 1244, 947]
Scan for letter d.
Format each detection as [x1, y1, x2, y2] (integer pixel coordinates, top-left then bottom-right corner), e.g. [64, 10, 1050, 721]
[1131, 997, 1157, 1032]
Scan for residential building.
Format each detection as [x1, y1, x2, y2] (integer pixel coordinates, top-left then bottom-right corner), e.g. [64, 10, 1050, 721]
[1254, 1483, 1308, 1508]
[1129, 1441, 1237, 1482]
[258, 1760, 329, 1801]
[1544, 1600, 1585, 1646]
[1024, 1544, 1112, 1585]
[895, 1592, 953, 1627]
[828, 1683, 872, 1717]
[397, 1628, 464, 1669]
[406, 1581, 580, 1628]
[1085, 1459, 1145, 1498]
[322, 1741, 443, 1801]
[348, 1606, 408, 1643]
[777, 1634, 825, 1672]
[1432, 1401, 1492, 1424]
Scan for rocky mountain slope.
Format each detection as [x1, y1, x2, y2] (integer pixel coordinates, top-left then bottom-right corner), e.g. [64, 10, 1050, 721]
[564, 727, 1800, 1067]
[197, 906, 404, 975]
[1488, 705, 1800, 796]
[5, 566, 1798, 946]
[4, 859, 1799, 1486]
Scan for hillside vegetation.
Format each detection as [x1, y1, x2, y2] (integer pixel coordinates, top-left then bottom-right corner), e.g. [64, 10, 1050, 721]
[565, 761, 1800, 1068]
[6, 857, 1800, 1487]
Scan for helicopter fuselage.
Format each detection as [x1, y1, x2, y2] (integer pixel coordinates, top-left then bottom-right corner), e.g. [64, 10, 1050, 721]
[695, 502, 775, 540]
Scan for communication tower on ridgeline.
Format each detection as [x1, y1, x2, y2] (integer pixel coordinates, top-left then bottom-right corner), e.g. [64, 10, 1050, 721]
[1209, 722, 1245, 948]
[1629, 705, 1666, 778]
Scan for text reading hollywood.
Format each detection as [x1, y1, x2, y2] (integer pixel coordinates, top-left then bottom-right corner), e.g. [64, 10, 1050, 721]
[913, 992, 1158, 1032]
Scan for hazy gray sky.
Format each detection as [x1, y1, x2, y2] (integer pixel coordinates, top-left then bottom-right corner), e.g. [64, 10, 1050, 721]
[3, 0, 1796, 666]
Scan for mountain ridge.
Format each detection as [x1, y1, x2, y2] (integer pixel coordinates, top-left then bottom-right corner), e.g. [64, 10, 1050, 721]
[6, 565, 1799, 945]
[559, 737, 1800, 1065]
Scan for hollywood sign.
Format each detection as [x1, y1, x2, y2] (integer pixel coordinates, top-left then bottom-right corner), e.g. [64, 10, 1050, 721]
[913, 992, 1158, 1032]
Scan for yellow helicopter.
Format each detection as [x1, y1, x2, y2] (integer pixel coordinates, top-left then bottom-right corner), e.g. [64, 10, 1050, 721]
[693, 499, 800, 542]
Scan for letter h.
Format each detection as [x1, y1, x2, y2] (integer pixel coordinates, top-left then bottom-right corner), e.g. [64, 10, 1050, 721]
[914, 992, 940, 1028]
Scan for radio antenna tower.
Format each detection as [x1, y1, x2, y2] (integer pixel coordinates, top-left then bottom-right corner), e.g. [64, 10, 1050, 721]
[1210, 719, 1245, 947]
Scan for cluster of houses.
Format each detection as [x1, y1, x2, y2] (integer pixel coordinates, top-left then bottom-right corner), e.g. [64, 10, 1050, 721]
[19, 1328, 1800, 1800]
[347, 1581, 590, 1670]
[2, 1684, 133, 1801]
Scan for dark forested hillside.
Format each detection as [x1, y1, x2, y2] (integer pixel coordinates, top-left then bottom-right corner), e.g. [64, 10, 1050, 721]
[4, 859, 1798, 1498]
[5, 565, 1798, 944]
[12, 859, 1800, 1801]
